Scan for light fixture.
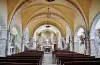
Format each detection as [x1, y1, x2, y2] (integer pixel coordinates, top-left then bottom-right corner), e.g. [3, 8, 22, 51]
[46, 0, 55, 2]
[46, 7, 51, 28]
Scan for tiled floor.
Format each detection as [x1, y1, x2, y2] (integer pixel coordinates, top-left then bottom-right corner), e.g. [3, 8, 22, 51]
[42, 53, 57, 65]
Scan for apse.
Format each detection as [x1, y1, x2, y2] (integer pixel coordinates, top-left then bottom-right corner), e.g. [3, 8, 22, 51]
[33, 25, 62, 52]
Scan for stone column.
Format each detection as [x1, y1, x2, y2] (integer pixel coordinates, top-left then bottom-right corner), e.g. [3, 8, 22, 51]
[7, 30, 12, 55]
[72, 36, 74, 51]
[0, 24, 7, 57]
[74, 36, 79, 52]
[29, 37, 33, 50]
[86, 31, 91, 55]
[86, 37, 91, 55]
[21, 36, 24, 52]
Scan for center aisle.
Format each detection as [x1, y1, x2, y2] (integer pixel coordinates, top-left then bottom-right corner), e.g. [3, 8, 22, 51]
[42, 53, 57, 65]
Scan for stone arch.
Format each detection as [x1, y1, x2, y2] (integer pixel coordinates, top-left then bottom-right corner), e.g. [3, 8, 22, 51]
[8, 25, 22, 55]
[74, 26, 86, 54]
[90, 12, 100, 57]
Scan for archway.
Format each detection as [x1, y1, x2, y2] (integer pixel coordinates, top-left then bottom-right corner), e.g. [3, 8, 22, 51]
[90, 13, 100, 57]
[8, 26, 21, 55]
[74, 27, 86, 54]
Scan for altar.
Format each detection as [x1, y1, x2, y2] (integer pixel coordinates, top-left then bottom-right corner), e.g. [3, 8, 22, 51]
[43, 46, 52, 52]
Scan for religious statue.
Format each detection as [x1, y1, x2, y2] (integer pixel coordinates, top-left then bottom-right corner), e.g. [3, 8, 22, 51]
[80, 35, 85, 44]
[11, 35, 15, 46]
[95, 29, 100, 44]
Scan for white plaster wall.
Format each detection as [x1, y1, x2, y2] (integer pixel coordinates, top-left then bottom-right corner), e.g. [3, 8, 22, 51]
[89, 0, 100, 28]
[74, 15, 85, 32]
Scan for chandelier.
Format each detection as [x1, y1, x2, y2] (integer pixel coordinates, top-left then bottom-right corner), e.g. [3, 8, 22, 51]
[46, 0, 55, 2]
[46, 7, 51, 28]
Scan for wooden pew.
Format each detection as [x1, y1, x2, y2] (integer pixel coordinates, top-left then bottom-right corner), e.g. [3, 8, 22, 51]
[59, 58, 100, 65]
[52, 50, 77, 63]
[0, 59, 41, 65]
[0, 62, 13, 65]
[56, 53, 95, 64]
[52, 50, 99, 65]
[0, 62, 38, 65]
[63, 61, 100, 65]
[12, 63, 38, 65]
[0, 50, 44, 65]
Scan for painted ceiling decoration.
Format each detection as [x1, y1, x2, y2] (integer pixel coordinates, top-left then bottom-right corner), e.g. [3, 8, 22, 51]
[7, 0, 90, 37]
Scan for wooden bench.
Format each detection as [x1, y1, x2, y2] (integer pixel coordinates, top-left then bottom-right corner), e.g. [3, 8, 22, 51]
[52, 50, 100, 65]
[0, 62, 38, 65]
[59, 58, 100, 65]
[0, 50, 44, 65]
[63, 61, 100, 65]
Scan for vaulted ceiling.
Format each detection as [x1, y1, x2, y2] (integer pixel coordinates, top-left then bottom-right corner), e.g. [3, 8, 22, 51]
[7, 0, 91, 37]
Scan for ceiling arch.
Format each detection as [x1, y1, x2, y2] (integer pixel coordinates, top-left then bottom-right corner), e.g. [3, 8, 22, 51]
[8, 0, 89, 23]
[21, 7, 74, 38]
[20, 4, 76, 32]
[7, 0, 90, 29]
[24, 12, 71, 32]
[28, 17, 66, 37]
[7, 0, 91, 37]
[39, 29, 57, 35]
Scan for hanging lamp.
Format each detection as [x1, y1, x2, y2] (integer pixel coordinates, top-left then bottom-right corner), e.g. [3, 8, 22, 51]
[46, 7, 51, 28]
